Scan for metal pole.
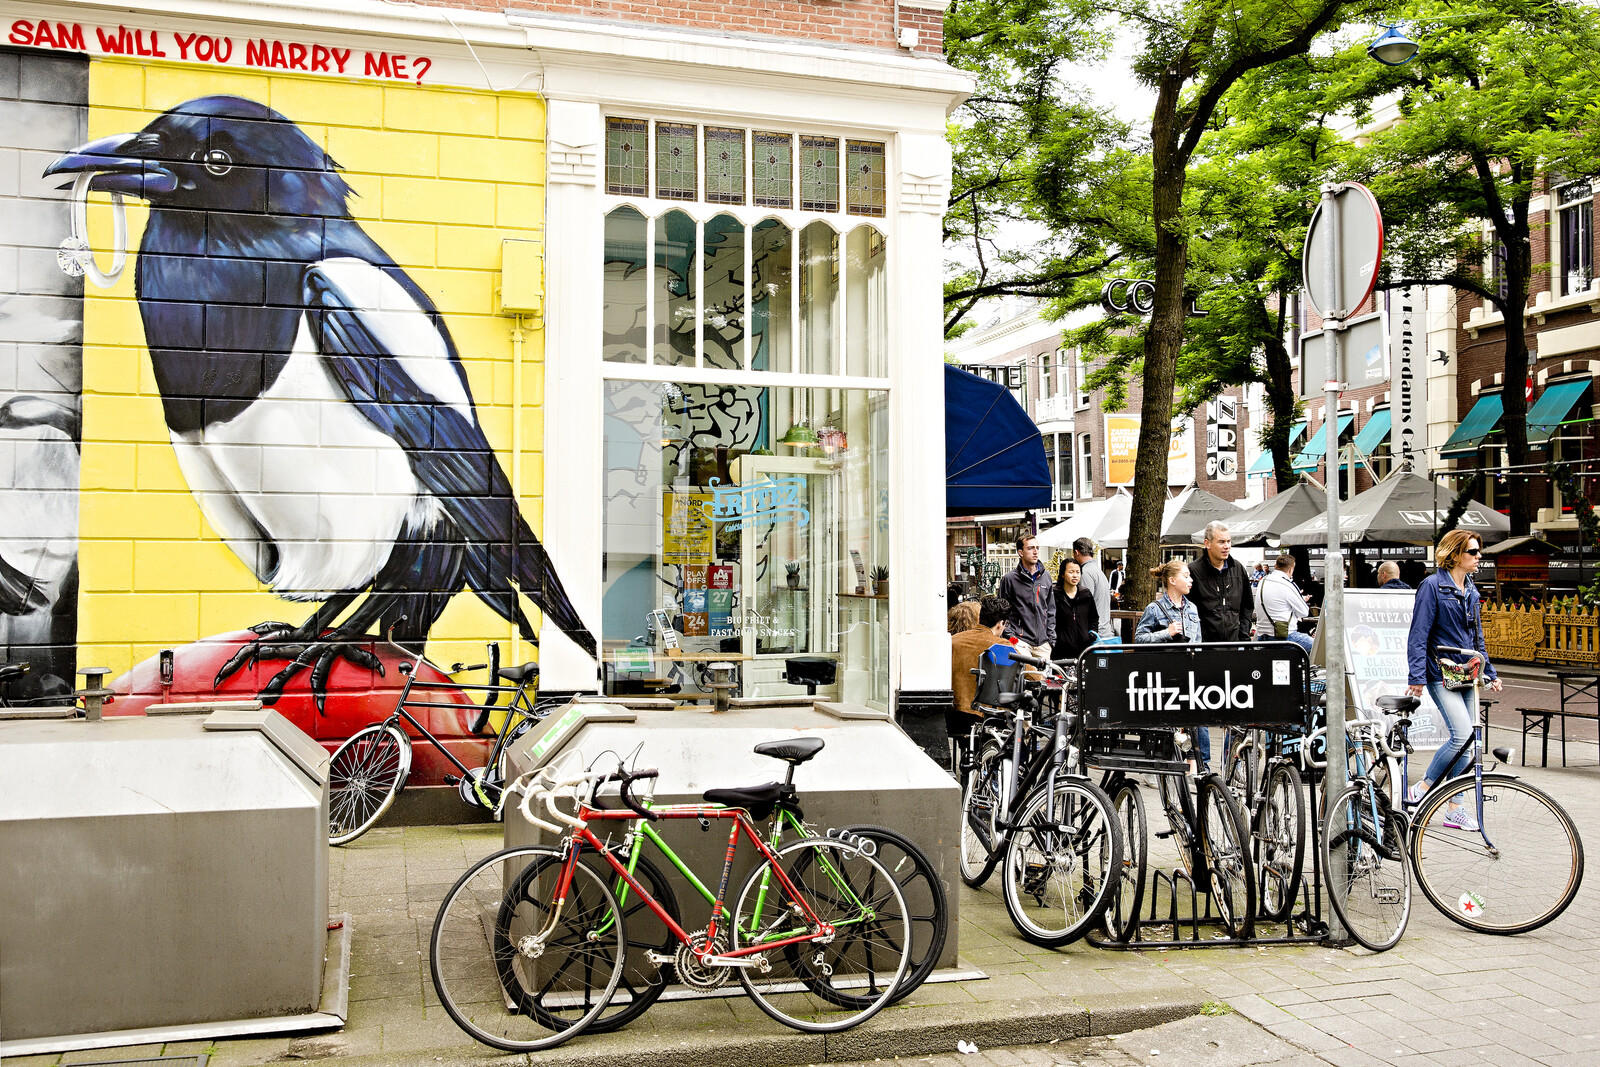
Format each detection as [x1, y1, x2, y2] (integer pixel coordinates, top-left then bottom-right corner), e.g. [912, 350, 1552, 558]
[1320, 183, 1349, 942]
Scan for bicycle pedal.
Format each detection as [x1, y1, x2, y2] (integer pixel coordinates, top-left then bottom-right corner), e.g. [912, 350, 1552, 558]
[444, 774, 462, 786]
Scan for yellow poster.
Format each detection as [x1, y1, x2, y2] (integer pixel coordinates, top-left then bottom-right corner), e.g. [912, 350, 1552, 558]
[663, 491, 713, 566]
[1105, 414, 1141, 487]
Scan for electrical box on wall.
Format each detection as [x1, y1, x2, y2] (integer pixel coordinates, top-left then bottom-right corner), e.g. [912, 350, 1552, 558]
[500, 239, 543, 316]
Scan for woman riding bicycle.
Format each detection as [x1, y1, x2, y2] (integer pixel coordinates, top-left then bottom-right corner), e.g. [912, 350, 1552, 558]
[1404, 528, 1502, 829]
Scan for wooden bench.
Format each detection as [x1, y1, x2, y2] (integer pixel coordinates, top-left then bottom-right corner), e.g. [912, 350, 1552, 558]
[1517, 671, 1600, 767]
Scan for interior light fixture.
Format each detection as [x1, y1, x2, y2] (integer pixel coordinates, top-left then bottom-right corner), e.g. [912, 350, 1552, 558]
[779, 425, 819, 449]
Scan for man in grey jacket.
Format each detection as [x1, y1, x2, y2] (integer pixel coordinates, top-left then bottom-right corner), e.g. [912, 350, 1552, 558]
[1073, 538, 1115, 641]
[996, 535, 1054, 656]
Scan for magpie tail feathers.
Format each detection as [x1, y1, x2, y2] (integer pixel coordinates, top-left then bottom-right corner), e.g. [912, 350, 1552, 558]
[468, 536, 596, 658]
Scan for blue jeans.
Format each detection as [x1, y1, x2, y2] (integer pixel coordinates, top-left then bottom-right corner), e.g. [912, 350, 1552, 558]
[1285, 630, 1313, 654]
[1423, 682, 1478, 784]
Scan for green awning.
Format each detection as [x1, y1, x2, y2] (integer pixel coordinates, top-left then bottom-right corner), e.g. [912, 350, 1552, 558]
[1440, 392, 1504, 458]
[1339, 408, 1393, 471]
[1291, 413, 1354, 471]
[1527, 377, 1591, 448]
[1247, 421, 1307, 475]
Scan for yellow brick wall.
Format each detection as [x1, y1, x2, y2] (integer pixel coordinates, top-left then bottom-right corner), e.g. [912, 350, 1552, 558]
[78, 58, 546, 676]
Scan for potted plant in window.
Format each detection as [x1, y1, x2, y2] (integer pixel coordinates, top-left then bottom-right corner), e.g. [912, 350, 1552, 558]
[871, 566, 888, 597]
[785, 561, 802, 590]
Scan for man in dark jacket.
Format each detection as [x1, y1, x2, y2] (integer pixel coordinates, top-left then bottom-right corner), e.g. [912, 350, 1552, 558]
[996, 535, 1054, 656]
[1187, 521, 1253, 642]
[1377, 561, 1411, 590]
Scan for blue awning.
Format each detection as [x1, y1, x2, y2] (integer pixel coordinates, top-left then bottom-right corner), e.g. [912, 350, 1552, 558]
[1527, 378, 1591, 447]
[946, 364, 1051, 514]
[1247, 421, 1307, 475]
[1340, 408, 1393, 471]
[1291, 413, 1354, 471]
[1440, 393, 1504, 458]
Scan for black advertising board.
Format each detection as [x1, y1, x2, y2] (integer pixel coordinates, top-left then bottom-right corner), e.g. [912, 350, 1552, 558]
[1078, 641, 1311, 730]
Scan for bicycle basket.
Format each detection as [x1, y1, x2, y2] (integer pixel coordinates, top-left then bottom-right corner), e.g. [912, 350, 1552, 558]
[1434, 648, 1484, 692]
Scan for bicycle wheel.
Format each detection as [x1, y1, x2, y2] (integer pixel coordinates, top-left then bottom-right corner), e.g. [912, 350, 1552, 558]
[837, 824, 947, 1005]
[960, 740, 1005, 889]
[1000, 776, 1120, 947]
[1105, 780, 1147, 944]
[732, 837, 910, 1033]
[1323, 783, 1411, 951]
[1158, 772, 1200, 887]
[327, 722, 411, 845]
[1411, 772, 1584, 934]
[429, 846, 624, 1052]
[1256, 761, 1306, 923]
[1198, 773, 1256, 939]
[570, 850, 680, 1034]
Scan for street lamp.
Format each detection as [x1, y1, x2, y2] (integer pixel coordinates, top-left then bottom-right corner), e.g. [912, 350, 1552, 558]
[1368, 25, 1420, 66]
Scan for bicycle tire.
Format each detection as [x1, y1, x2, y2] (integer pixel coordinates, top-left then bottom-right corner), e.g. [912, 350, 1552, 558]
[1000, 776, 1120, 947]
[1411, 772, 1584, 935]
[1158, 772, 1201, 889]
[959, 740, 1005, 889]
[1198, 773, 1256, 939]
[836, 823, 947, 1005]
[327, 722, 411, 845]
[1105, 780, 1147, 944]
[1256, 761, 1306, 923]
[1323, 783, 1411, 952]
[429, 846, 624, 1052]
[565, 850, 680, 1034]
[732, 837, 910, 1033]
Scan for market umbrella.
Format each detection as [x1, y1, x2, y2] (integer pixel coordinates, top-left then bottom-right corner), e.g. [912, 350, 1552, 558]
[1203, 482, 1327, 546]
[1100, 486, 1238, 549]
[1038, 489, 1132, 550]
[945, 365, 1051, 514]
[1280, 472, 1509, 546]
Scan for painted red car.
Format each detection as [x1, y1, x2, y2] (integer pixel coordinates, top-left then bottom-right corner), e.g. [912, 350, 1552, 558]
[110, 631, 489, 786]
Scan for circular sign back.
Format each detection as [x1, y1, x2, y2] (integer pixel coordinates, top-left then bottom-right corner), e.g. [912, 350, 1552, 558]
[1302, 182, 1384, 320]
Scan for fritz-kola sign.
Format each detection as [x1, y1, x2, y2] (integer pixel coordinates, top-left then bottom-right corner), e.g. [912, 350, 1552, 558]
[1079, 643, 1309, 730]
[1124, 670, 1256, 713]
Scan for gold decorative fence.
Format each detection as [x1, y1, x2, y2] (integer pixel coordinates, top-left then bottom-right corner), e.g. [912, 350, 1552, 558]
[1483, 603, 1600, 667]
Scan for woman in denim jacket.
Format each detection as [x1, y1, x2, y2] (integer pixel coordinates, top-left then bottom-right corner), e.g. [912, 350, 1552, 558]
[1404, 528, 1503, 828]
[1135, 560, 1203, 643]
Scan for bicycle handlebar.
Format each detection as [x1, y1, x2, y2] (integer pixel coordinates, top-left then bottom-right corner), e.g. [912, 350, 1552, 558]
[618, 768, 660, 821]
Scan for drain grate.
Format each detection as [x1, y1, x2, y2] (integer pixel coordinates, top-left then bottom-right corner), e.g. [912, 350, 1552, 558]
[60, 1057, 207, 1067]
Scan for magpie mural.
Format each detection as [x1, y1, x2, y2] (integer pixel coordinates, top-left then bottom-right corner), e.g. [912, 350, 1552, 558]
[34, 80, 592, 721]
[0, 47, 87, 706]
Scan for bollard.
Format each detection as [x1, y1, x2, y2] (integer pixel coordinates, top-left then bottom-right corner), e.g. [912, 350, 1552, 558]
[77, 667, 113, 722]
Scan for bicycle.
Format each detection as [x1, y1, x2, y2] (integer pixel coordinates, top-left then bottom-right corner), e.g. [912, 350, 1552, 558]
[1320, 712, 1412, 951]
[429, 755, 911, 1052]
[326, 639, 544, 844]
[1152, 727, 1257, 939]
[957, 646, 1122, 947]
[553, 735, 947, 1033]
[1221, 726, 1307, 923]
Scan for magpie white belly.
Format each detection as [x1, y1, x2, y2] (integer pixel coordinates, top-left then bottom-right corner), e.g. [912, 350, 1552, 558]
[170, 326, 443, 599]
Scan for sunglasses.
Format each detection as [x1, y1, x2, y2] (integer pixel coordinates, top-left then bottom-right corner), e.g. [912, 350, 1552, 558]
[1464, 548, 1482, 556]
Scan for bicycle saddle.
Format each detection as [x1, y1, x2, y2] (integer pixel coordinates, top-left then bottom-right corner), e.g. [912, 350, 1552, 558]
[703, 781, 783, 820]
[0, 663, 28, 683]
[753, 736, 825, 765]
[496, 661, 539, 685]
[1375, 695, 1421, 715]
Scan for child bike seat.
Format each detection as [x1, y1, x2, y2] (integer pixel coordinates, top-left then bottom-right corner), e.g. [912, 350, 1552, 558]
[703, 781, 784, 819]
[753, 736, 825, 765]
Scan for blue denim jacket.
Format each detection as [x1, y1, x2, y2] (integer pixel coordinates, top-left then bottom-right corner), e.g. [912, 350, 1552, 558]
[1406, 569, 1496, 686]
[1135, 593, 1202, 643]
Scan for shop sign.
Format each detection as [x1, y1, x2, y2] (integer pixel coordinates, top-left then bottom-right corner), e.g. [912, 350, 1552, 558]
[1343, 590, 1447, 749]
[705, 476, 810, 532]
[1206, 397, 1238, 480]
[7, 11, 437, 85]
[1389, 286, 1429, 469]
[1104, 414, 1194, 487]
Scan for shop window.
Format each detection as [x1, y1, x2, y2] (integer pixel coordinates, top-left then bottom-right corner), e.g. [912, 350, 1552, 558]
[1559, 179, 1593, 296]
[751, 218, 794, 373]
[655, 121, 698, 201]
[799, 135, 841, 213]
[603, 205, 648, 364]
[846, 140, 886, 217]
[606, 117, 649, 197]
[845, 225, 889, 378]
[702, 213, 745, 368]
[753, 131, 794, 208]
[800, 221, 839, 375]
[653, 209, 696, 366]
[705, 126, 746, 205]
[602, 382, 890, 707]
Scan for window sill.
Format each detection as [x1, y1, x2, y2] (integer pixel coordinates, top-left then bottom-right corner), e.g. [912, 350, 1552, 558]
[1465, 283, 1600, 338]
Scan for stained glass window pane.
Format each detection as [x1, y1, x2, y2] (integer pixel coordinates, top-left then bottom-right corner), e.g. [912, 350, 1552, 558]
[606, 118, 648, 197]
[845, 141, 886, 217]
[656, 122, 697, 201]
[753, 132, 793, 208]
[799, 135, 840, 213]
[705, 126, 746, 205]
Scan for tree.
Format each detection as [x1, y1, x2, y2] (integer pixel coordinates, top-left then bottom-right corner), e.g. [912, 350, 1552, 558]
[1332, 0, 1600, 535]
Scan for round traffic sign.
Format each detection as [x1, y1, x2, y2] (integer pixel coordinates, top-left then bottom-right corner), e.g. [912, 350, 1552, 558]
[1302, 183, 1384, 320]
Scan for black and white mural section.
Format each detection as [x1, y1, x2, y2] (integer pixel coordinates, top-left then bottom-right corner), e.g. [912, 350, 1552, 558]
[0, 48, 85, 705]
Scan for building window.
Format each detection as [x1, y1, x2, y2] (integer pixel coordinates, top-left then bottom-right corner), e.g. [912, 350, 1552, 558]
[753, 131, 794, 208]
[845, 140, 886, 217]
[1559, 179, 1593, 296]
[606, 117, 649, 197]
[705, 126, 746, 205]
[1040, 350, 1053, 399]
[1075, 352, 1091, 409]
[1490, 240, 1509, 301]
[799, 135, 841, 213]
[1080, 433, 1094, 495]
[655, 121, 698, 201]
[1054, 432, 1073, 507]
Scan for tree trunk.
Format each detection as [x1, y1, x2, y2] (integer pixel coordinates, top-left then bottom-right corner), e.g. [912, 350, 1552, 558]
[1263, 323, 1301, 491]
[1124, 89, 1188, 612]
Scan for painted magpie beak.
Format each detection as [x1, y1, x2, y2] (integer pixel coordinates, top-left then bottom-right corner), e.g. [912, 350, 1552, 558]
[47, 96, 596, 705]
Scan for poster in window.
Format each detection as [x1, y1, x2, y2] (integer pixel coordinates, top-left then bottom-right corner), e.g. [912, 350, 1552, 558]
[663, 491, 713, 565]
[1105, 414, 1140, 487]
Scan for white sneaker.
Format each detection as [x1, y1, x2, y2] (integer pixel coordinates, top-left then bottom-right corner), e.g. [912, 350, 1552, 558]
[1443, 806, 1480, 832]
[1406, 782, 1428, 805]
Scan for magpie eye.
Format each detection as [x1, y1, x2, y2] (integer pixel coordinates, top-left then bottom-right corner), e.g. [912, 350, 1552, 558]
[193, 148, 232, 176]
